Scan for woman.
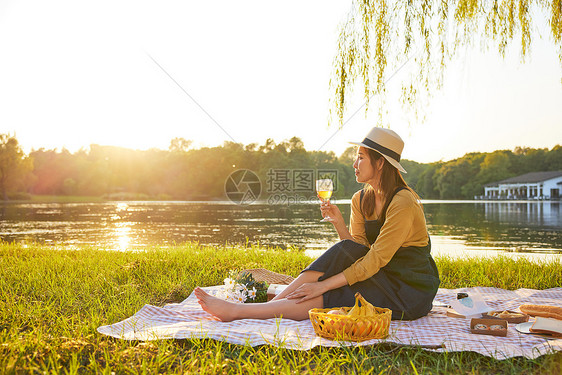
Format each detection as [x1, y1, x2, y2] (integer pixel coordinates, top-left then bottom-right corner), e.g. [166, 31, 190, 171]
[194, 127, 440, 321]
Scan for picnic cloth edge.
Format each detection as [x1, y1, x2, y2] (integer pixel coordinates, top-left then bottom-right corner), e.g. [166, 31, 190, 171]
[97, 286, 562, 360]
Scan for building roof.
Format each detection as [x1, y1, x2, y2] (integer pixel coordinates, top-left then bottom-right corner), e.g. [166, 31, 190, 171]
[485, 171, 562, 187]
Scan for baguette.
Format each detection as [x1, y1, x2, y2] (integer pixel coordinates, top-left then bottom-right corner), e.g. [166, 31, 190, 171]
[519, 304, 562, 321]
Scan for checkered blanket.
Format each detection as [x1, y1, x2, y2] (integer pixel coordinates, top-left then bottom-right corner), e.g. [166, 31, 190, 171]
[97, 286, 562, 359]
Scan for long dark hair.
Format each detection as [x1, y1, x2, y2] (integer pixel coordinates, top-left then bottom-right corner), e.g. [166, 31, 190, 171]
[361, 147, 421, 221]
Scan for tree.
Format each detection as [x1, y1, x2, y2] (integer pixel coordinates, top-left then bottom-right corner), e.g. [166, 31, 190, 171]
[511, 146, 548, 174]
[338, 146, 357, 166]
[287, 136, 305, 152]
[169, 137, 193, 153]
[477, 150, 513, 185]
[258, 138, 276, 153]
[416, 163, 441, 198]
[330, 0, 562, 125]
[545, 144, 562, 170]
[434, 157, 481, 199]
[0, 134, 33, 200]
[401, 159, 429, 192]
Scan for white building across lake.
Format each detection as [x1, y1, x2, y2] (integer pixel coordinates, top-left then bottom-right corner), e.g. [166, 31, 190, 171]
[483, 171, 562, 200]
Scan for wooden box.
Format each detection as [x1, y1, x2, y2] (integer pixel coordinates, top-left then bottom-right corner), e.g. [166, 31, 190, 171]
[470, 318, 508, 337]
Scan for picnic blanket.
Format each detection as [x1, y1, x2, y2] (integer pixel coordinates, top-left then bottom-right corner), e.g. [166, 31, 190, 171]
[97, 286, 562, 359]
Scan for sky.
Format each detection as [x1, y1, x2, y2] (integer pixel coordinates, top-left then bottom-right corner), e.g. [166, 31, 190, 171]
[1, 0, 561, 164]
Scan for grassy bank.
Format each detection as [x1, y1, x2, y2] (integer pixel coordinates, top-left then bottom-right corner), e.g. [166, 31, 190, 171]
[1, 243, 560, 374]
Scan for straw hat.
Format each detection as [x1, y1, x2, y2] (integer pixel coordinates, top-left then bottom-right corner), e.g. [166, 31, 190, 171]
[349, 127, 407, 173]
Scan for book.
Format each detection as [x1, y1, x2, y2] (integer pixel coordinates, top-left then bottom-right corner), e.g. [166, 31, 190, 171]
[446, 309, 472, 319]
[266, 284, 288, 301]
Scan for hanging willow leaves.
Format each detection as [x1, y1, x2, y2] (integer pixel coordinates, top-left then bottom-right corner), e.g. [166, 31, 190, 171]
[330, 0, 562, 126]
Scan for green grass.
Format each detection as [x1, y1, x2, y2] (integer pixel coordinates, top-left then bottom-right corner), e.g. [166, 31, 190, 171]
[437, 255, 562, 290]
[1, 242, 561, 374]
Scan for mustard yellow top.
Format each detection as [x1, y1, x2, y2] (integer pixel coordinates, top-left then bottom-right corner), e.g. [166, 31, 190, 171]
[342, 189, 429, 285]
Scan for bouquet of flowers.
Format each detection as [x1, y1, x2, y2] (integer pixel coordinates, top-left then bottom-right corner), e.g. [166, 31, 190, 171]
[219, 270, 268, 303]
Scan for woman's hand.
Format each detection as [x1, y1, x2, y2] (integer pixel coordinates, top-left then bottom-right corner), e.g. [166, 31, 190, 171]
[320, 201, 344, 226]
[285, 282, 327, 304]
[321, 201, 354, 241]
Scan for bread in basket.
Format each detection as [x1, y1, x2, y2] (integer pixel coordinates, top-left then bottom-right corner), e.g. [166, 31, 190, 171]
[308, 292, 391, 341]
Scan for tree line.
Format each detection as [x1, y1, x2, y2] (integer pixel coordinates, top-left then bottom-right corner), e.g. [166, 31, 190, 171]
[405, 147, 562, 199]
[1, 134, 561, 200]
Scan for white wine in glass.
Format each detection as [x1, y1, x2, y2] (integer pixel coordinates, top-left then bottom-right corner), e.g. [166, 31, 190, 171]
[317, 190, 333, 201]
[316, 179, 333, 222]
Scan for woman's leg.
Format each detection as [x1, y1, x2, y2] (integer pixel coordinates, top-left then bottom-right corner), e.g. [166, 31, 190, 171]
[194, 287, 323, 321]
[271, 270, 324, 301]
[271, 240, 368, 302]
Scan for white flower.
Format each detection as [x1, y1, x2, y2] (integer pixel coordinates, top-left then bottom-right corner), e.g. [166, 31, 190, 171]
[225, 291, 236, 301]
[248, 287, 257, 300]
[234, 289, 247, 303]
[224, 278, 235, 288]
[235, 283, 248, 295]
[236, 284, 248, 295]
[222, 273, 265, 304]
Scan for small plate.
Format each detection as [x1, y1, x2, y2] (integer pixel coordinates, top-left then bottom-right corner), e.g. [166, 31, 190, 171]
[515, 322, 533, 334]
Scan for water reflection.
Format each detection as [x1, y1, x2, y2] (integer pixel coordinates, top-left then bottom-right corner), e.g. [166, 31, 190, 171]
[0, 200, 560, 258]
[484, 201, 561, 227]
[114, 223, 132, 251]
[422, 201, 562, 252]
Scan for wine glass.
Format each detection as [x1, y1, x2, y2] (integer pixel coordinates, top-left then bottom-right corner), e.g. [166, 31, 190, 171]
[316, 179, 333, 222]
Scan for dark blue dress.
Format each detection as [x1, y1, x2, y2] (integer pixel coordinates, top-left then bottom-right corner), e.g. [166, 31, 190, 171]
[303, 188, 440, 320]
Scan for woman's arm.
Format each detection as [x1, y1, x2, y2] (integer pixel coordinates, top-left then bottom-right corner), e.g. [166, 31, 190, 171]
[320, 201, 353, 240]
[343, 192, 416, 285]
[348, 191, 370, 246]
[285, 272, 348, 304]
[320, 191, 369, 246]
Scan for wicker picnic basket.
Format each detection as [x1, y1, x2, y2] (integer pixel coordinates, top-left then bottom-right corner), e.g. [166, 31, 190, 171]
[239, 268, 294, 285]
[308, 293, 392, 342]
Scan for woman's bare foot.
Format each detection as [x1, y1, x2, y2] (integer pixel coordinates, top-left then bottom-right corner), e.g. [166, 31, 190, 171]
[193, 287, 239, 322]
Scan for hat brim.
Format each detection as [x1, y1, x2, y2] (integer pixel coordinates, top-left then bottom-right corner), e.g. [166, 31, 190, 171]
[349, 141, 407, 173]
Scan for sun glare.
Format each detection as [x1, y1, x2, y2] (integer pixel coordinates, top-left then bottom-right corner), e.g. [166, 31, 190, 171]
[114, 223, 132, 252]
[116, 202, 129, 212]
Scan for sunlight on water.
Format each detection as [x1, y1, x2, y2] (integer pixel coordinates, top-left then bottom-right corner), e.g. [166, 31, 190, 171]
[0, 201, 560, 261]
[113, 222, 132, 251]
[116, 202, 129, 212]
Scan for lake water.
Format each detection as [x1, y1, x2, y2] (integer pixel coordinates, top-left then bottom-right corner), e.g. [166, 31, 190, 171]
[1, 200, 561, 260]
